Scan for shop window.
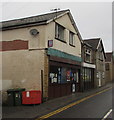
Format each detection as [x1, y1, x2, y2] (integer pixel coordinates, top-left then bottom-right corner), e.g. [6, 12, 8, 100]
[83, 68, 92, 82]
[49, 65, 78, 84]
[50, 73, 58, 83]
[66, 70, 71, 82]
[83, 68, 93, 90]
[61, 68, 67, 83]
[69, 31, 74, 46]
[82, 68, 85, 81]
[75, 72, 79, 83]
[55, 23, 65, 42]
[49, 66, 59, 83]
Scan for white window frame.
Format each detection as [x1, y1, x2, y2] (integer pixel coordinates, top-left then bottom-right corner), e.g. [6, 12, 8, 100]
[85, 48, 91, 63]
[69, 31, 74, 46]
[55, 23, 65, 42]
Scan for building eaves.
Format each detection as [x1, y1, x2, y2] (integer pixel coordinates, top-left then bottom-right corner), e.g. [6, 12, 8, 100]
[0, 9, 82, 43]
[0, 9, 69, 31]
[83, 38, 100, 50]
[83, 41, 93, 48]
[84, 38, 106, 59]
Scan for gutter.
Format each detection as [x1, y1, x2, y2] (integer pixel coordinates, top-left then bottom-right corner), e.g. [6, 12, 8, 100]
[0, 20, 47, 31]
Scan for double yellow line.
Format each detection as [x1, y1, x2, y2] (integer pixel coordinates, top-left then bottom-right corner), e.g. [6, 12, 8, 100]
[35, 87, 112, 120]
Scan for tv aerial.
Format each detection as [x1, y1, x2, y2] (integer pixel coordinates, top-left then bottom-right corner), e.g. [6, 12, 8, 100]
[50, 8, 61, 18]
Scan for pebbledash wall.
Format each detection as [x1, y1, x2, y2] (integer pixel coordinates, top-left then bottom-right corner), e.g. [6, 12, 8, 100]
[1, 12, 81, 102]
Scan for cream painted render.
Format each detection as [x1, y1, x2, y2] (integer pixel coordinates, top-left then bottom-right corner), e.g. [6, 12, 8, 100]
[1, 25, 47, 101]
[1, 14, 81, 57]
[2, 50, 45, 101]
[1, 25, 47, 49]
[45, 14, 81, 57]
[1, 12, 81, 102]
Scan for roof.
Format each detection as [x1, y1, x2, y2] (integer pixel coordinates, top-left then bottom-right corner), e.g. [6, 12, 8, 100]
[83, 38, 106, 59]
[0, 9, 69, 30]
[105, 52, 112, 62]
[0, 9, 82, 41]
[83, 41, 93, 48]
[83, 38, 100, 50]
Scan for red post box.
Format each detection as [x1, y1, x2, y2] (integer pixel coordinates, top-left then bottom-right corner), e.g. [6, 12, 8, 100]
[22, 90, 42, 104]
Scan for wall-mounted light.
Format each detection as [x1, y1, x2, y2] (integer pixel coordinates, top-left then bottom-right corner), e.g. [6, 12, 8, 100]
[30, 29, 39, 36]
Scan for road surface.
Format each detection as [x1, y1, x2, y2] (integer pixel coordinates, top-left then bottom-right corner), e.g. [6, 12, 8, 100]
[38, 86, 113, 119]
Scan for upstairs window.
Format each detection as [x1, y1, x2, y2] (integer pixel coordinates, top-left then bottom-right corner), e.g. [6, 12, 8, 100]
[69, 31, 74, 46]
[85, 49, 91, 63]
[55, 23, 65, 42]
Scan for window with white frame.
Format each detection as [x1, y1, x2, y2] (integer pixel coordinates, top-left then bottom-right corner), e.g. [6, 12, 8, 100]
[85, 48, 91, 63]
[69, 31, 74, 46]
[55, 23, 65, 41]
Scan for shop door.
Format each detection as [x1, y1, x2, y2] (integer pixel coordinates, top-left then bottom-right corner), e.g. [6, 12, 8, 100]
[48, 66, 72, 99]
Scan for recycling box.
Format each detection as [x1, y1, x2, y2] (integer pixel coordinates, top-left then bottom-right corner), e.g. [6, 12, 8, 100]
[22, 90, 42, 104]
[7, 88, 25, 106]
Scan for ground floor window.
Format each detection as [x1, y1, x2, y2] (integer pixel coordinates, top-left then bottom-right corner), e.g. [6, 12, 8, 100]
[82, 68, 94, 90]
[49, 65, 79, 84]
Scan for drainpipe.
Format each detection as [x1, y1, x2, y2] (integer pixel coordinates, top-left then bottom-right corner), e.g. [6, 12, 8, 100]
[41, 70, 43, 102]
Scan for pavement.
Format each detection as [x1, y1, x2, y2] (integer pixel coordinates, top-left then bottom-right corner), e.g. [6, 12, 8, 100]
[2, 82, 113, 120]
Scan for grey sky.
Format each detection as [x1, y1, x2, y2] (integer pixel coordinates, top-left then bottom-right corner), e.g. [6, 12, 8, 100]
[1, 2, 112, 52]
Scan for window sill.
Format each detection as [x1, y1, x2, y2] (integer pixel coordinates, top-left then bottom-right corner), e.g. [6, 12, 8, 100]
[69, 43, 75, 47]
[55, 37, 67, 44]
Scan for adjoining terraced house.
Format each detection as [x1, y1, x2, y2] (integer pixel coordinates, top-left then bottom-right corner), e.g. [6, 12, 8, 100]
[83, 38, 106, 88]
[105, 52, 113, 83]
[0, 9, 82, 102]
[81, 40, 95, 91]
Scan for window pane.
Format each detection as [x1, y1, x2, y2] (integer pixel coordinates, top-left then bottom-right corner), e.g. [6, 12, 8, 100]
[55, 23, 64, 41]
[55, 24, 58, 38]
[69, 32, 73, 45]
[86, 54, 90, 62]
[61, 68, 67, 83]
[58, 25, 64, 40]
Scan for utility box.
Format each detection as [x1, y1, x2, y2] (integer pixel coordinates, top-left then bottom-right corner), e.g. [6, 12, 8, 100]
[7, 90, 15, 106]
[7, 88, 25, 106]
[22, 90, 42, 104]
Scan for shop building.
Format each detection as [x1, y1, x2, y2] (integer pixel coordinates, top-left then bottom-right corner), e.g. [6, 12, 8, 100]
[0, 9, 82, 102]
[83, 38, 106, 88]
[81, 41, 95, 91]
[48, 48, 82, 99]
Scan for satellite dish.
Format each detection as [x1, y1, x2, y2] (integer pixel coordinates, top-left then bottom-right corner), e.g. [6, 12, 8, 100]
[30, 29, 39, 36]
